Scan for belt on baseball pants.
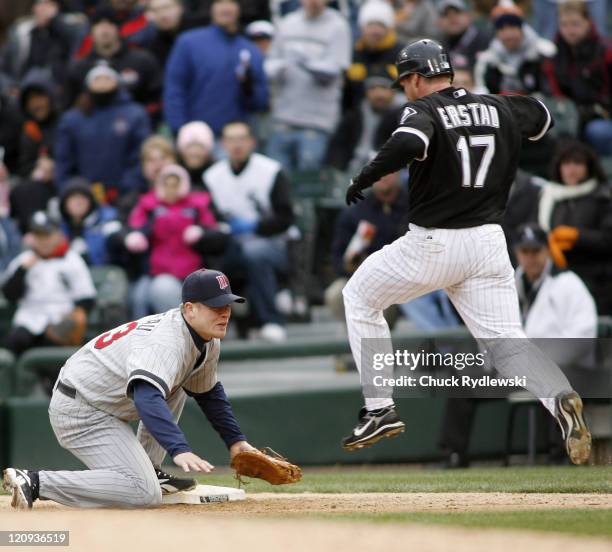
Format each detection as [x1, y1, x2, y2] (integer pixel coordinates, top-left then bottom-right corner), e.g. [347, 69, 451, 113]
[56, 380, 77, 399]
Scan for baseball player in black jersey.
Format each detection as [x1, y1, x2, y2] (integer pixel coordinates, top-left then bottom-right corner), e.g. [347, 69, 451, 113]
[341, 39, 592, 465]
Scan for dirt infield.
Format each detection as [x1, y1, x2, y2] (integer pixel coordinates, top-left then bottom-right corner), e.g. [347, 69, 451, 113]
[2, 493, 612, 552]
[201, 492, 612, 514]
[3, 491, 612, 515]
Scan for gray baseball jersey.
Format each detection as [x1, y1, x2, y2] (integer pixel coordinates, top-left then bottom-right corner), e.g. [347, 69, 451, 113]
[59, 308, 219, 420]
[37, 308, 221, 509]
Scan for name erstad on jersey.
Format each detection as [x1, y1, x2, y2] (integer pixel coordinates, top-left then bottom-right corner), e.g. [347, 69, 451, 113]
[435, 103, 501, 130]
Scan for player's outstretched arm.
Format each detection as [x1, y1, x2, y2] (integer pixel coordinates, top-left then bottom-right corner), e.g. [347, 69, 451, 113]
[346, 131, 427, 205]
[184, 382, 248, 448]
[132, 380, 214, 472]
[173, 452, 214, 473]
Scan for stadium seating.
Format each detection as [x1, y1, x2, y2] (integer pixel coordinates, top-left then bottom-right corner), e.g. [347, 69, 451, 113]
[14, 347, 78, 396]
[0, 292, 15, 339]
[601, 156, 612, 180]
[86, 265, 130, 340]
[538, 95, 580, 139]
[289, 168, 347, 200]
[0, 348, 15, 400]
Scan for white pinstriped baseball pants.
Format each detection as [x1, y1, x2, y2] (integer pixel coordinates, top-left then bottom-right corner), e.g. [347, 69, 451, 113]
[38, 387, 187, 508]
[342, 223, 572, 413]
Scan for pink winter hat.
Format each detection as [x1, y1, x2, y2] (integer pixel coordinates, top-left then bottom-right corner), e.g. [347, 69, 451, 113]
[177, 121, 215, 155]
[156, 164, 191, 200]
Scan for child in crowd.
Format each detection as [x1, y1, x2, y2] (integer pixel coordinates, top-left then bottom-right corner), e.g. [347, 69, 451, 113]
[125, 164, 227, 317]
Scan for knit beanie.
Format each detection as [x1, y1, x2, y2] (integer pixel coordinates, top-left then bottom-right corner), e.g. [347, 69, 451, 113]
[358, 1, 395, 29]
[177, 121, 215, 155]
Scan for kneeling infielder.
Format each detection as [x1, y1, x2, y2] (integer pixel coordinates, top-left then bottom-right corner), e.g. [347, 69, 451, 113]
[4, 269, 256, 509]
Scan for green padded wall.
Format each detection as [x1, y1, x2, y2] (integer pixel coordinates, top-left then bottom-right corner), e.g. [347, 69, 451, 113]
[4, 391, 528, 468]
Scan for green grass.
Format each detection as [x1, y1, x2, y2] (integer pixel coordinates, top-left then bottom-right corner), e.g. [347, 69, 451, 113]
[196, 465, 612, 494]
[328, 509, 612, 539]
[2, 465, 608, 496]
[3, 466, 610, 538]
[193, 467, 612, 539]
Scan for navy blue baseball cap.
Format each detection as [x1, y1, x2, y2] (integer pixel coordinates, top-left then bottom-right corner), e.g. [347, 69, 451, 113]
[182, 269, 245, 307]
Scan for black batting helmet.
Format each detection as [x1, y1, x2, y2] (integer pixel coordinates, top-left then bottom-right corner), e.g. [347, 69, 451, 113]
[392, 39, 454, 89]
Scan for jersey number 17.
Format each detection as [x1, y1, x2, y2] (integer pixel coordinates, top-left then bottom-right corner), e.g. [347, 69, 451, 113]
[456, 134, 495, 189]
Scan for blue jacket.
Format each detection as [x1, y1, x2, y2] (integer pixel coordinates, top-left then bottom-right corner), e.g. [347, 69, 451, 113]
[60, 207, 120, 266]
[164, 25, 268, 135]
[54, 90, 151, 198]
[59, 178, 122, 266]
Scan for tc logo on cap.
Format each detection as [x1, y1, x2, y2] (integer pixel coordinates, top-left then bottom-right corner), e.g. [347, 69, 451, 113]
[216, 274, 230, 290]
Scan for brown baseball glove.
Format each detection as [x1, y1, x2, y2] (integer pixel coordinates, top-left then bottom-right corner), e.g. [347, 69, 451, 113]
[45, 307, 87, 346]
[230, 447, 302, 485]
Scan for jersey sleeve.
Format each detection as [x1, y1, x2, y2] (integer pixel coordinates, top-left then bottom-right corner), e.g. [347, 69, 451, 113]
[505, 95, 553, 141]
[182, 339, 220, 395]
[352, 105, 435, 189]
[391, 104, 436, 161]
[126, 343, 183, 399]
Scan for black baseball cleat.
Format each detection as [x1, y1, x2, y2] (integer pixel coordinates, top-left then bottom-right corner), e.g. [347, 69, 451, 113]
[555, 391, 592, 465]
[155, 467, 197, 495]
[342, 406, 405, 451]
[3, 468, 38, 510]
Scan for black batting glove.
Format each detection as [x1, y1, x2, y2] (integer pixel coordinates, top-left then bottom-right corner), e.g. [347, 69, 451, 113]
[346, 179, 366, 205]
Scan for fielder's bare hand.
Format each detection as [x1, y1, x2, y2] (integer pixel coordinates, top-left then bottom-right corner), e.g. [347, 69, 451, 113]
[173, 452, 214, 473]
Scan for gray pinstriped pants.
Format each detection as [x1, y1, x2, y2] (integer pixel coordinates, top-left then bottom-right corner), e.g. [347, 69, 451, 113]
[38, 387, 187, 508]
[343, 224, 572, 413]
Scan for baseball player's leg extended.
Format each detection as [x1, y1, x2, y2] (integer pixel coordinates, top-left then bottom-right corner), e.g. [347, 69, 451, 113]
[446, 254, 591, 464]
[341, 234, 441, 451]
[3, 392, 162, 510]
[137, 389, 196, 494]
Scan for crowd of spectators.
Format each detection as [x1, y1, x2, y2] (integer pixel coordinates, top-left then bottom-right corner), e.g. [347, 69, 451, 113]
[0, 0, 610, 355]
